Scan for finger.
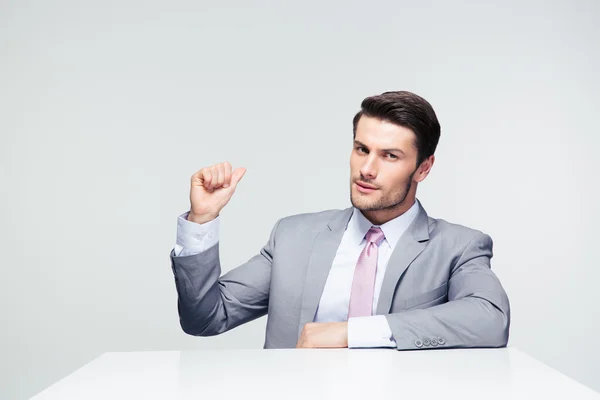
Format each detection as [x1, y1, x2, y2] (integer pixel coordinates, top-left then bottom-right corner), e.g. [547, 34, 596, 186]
[216, 163, 226, 188]
[209, 165, 220, 190]
[196, 168, 212, 189]
[230, 167, 246, 188]
[222, 162, 232, 188]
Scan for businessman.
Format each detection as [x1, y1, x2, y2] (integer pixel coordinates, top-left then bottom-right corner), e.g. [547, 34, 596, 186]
[169, 90, 510, 350]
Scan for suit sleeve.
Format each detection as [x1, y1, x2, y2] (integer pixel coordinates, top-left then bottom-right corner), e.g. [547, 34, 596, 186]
[385, 232, 510, 350]
[170, 218, 281, 336]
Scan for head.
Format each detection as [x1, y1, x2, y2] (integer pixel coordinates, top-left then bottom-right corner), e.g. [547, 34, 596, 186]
[350, 91, 441, 225]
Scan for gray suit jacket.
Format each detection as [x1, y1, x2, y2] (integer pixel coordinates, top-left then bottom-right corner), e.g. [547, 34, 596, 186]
[169, 202, 510, 350]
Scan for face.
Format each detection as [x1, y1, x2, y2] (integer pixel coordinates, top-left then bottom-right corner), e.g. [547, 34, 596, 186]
[350, 115, 434, 224]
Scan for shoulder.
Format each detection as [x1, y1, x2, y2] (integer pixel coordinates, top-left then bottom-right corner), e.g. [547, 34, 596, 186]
[427, 215, 493, 253]
[279, 209, 348, 225]
[273, 208, 349, 234]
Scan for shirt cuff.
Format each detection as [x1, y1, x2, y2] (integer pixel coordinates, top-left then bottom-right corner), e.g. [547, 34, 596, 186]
[348, 315, 397, 348]
[174, 211, 219, 257]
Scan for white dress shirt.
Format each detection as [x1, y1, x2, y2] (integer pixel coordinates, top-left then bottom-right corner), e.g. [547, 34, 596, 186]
[174, 200, 420, 348]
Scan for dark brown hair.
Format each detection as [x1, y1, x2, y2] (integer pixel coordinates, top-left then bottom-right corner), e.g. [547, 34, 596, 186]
[353, 91, 441, 166]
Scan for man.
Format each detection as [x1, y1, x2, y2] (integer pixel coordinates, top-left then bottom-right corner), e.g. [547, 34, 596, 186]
[170, 91, 510, 350]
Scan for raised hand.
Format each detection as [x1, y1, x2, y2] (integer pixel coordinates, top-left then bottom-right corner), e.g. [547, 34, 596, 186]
[187, 162, 246, 224]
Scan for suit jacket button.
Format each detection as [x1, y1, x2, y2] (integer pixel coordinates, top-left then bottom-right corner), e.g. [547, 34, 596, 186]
[431, 338, 438, 346]
[423, 339, 431, 347]
[414, 339, 423, 348]
[438, 338, 446, 345]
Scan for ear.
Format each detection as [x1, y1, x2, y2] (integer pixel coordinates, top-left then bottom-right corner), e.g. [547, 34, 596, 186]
[414, 155, 435, 183]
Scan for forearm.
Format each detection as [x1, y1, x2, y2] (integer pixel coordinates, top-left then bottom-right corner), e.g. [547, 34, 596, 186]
[386, 295, 510, 350]
[171, 211, 241, 335]
[171, 218, 279, 337]
[384, 231, 511, 350]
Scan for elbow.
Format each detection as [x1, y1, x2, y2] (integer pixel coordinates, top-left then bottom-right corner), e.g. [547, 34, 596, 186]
[488, 313, 510, 348]
[177, 301, 222, 337]
[179, 316, 221, 337]
[480, 297, 510, 348]
[179, 317, 203, 336]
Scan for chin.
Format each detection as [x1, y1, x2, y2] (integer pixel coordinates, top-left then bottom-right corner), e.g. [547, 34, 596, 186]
[351, 195, 377, 211]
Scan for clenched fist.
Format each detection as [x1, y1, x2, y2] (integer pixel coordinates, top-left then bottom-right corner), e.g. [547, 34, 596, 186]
[187, 162, 246, 224]
[296, 322, 349, 348]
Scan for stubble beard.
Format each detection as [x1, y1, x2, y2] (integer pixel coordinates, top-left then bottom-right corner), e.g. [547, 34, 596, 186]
[350, 169, 416, 212]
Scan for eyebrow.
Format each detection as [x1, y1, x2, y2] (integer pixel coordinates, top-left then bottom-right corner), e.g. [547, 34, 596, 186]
[354, 140, 406, 155]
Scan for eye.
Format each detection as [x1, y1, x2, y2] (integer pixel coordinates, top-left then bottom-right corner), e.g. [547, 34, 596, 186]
[386, 153, 398, 160]
[356, 146, 368, 154]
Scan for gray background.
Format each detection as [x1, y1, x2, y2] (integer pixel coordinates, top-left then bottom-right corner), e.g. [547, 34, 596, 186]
[1, 0, 599, 398]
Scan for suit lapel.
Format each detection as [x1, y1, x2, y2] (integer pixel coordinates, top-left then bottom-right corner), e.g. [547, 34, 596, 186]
[297, 207, 353, 338]
[376, 203, 431, 315]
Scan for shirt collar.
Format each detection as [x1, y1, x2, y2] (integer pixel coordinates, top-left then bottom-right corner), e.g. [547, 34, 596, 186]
[346, 199, 421, 250]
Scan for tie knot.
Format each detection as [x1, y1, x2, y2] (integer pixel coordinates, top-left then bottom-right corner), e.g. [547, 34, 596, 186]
[365, 227, 385, 246]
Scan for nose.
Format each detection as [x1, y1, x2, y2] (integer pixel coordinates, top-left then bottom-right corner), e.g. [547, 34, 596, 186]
[359, 156, 377, 180]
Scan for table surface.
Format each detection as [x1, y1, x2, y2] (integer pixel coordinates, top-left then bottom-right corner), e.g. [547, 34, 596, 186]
[31, 347, 599, 400]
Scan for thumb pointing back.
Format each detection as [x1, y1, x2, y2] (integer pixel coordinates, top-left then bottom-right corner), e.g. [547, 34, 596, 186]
[230, 167, 246, 188]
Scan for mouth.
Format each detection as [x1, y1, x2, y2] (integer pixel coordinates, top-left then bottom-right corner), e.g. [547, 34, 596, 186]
[354, 181, 378, 194]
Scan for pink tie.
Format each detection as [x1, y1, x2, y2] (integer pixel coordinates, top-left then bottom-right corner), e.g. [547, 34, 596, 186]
[348, 227, 386, 318]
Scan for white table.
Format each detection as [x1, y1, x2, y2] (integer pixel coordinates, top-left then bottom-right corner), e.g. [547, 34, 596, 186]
[31, 347, 599, 399]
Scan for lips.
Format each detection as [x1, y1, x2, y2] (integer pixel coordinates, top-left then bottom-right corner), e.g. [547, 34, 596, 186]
[355, 181, 378, 193]
[355, 181, 377, 190]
